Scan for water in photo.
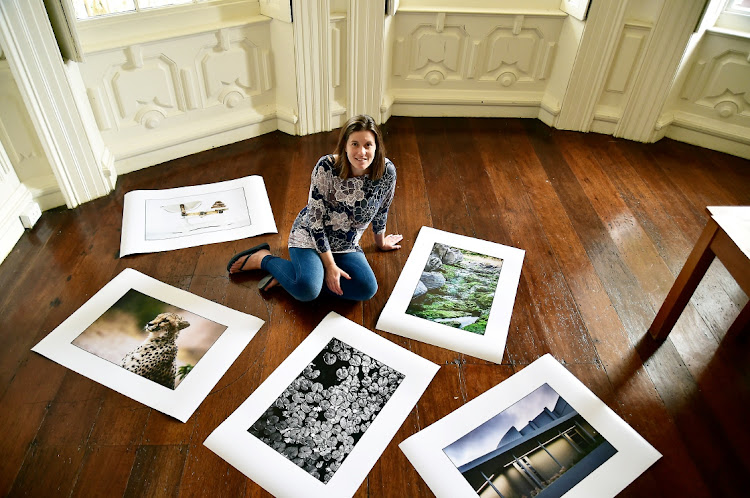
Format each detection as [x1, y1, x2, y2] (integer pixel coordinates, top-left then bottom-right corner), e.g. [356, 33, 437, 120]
[406, 243, 504, 335]
[249, 338, 405, 484]
[443, 384, 617, 498]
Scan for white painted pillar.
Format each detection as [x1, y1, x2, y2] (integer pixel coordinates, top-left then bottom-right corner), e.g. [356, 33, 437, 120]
[347, 0, 387, 122]
[292, 0, 332, 135]
[0, 0, 113, 208]
[556, 0, 629, 132]
[615, 0, 708, 142]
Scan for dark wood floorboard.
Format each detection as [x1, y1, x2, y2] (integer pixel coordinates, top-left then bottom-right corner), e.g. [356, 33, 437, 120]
[1, 117, 748, 497]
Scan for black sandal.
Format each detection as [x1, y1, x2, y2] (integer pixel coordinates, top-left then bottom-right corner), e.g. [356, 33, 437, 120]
[258, 274, 275, 291]
[226, 243, 270, 273]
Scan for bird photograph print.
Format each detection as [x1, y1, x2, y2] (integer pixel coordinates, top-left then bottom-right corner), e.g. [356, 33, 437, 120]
[71, 289, 227, 389]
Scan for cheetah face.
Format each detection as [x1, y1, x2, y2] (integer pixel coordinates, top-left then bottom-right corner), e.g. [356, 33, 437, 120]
[145, 312, 190, 339]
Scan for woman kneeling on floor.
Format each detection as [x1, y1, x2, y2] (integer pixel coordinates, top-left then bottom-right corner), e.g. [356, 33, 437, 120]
[227, 114, 403, 302]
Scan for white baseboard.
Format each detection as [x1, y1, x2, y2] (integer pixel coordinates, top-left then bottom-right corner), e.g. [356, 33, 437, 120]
[0, 183, 35, 266]
[386, 91, 560, 119]
[23, 174, 66, 210]
[590, 118, 618, 135]
[664, 112, 750, 160]
[391, 102, 541, 118]
[113, 112, 286, 175]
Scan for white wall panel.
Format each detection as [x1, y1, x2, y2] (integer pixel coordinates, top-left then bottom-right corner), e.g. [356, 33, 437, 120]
[388, 9, 565, 118]
[331, 12, 348, 128]
[77, 19, 278, 173]
[665, 29, 750, 158]
[592, 22, 651, 134]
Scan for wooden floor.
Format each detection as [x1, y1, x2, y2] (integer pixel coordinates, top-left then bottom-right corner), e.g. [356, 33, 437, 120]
[1, 117, 749, 497]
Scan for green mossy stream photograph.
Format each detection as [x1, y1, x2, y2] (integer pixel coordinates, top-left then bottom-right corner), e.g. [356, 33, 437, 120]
[406, 243, 503, 335]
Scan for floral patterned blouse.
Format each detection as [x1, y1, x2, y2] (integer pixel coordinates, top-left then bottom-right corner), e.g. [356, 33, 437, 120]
[288, 155, 396, 253]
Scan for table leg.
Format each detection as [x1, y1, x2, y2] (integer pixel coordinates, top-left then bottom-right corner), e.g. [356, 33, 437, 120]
[725, 301, 750, 340]
[649, 218, 719, 340]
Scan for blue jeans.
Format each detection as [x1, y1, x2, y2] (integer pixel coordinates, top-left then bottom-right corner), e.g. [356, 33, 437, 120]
[261, 247, 378, 302]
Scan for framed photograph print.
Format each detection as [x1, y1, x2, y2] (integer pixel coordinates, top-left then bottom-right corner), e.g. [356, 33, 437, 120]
[376, 226, 525, 363]
[204, 312, 440, 497]
[32, 268, 264, 422]
[400, 354, 661, 498]
[120, 175, 277, 256]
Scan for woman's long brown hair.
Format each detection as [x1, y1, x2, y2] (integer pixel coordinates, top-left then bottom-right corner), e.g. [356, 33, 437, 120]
[333, 115, 387, 180]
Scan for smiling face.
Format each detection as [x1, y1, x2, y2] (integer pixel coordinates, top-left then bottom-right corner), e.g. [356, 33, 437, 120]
[345, 130, 377, 177]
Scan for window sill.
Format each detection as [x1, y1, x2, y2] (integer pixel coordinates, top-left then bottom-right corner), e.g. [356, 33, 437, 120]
[78, 0, 268, 54]
[705, 25, 750, 40]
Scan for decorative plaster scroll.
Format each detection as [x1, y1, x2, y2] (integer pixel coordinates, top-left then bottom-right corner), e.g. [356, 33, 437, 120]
[682, 50, 750, 116]
[111, 51, 182, 124]
[202, 42, 258, 102]
[135, 106, 166, 129]
[497, 71, 517, 87]
[703, 53, 750, 102]
[408, 23, 468, 82]
[714, 98, 741, 118]
[481, 27, 541, 81]
[425, 70, 445, 85]
[414, 28, 463, 71]
[195, 27, 274, 110]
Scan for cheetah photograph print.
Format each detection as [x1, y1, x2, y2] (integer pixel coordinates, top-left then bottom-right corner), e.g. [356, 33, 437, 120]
[72, 289, 227, 389]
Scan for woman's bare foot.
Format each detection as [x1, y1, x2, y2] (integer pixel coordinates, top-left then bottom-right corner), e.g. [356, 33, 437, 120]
[229, 249, 271, 274]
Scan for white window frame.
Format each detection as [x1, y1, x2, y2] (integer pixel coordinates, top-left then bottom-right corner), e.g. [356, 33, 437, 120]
[47, 0, 264, 58]
[715, 0, 750, 32]
[73, 0, 200, 21]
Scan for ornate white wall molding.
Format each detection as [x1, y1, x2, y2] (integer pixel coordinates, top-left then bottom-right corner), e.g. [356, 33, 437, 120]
[615, 0, 708, 142]
[0, 61, 51, 187]
[660, 27, 750, 158]
[389, 9, 565, 118]
[590, 20, 652, 134]
[0, 0, 112, 208]
[76, 20, 279, 173]
[555, 0, 628, 131]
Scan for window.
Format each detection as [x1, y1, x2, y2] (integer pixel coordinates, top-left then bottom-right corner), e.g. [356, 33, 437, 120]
[716, 0, 750, 31]
[727, 0, 750, 14]
[46, 0, 262, 58]
[74, 1, 200, 20]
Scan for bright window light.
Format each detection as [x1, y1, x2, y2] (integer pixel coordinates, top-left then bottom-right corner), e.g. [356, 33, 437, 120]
[72, 0, 197, 20]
